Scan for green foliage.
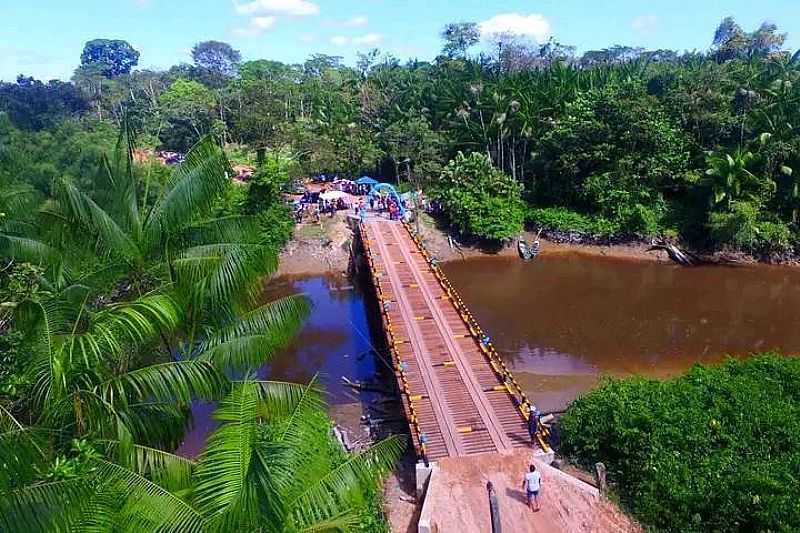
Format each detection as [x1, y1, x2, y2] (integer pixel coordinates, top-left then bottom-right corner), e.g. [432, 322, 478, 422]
[0, 330, 25, 395]
[383, 111, 445, 183]
[440, 23, 480, 58]
[703, 147, 770, 209]
[526, 207, 620, 235]
[435, 152, 525, 240]
[159, 79, 217, 150]
[245, 151, 295, 214]
[256, 204, 294, 251]
[40, 440, 101, 482]
[191, 41, 241, 78]
[534, 83, 690, 206]
[79, 39, 140, 78]
[707, 201, 793, 253]
[0, 119, 118, 194]
[582, 173, 666, 235]
[0, 381, 403, 532]
[560, 355, 800, 532]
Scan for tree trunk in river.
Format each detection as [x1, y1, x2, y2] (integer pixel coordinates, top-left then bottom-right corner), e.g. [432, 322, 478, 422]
[647, 242, 699, 266]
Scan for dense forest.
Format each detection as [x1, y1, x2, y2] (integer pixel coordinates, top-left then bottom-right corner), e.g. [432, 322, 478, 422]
[2, 14, 800, 532]
[3, 18, 800, 257]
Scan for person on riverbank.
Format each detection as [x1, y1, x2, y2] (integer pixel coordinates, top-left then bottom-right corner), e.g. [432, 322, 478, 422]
[523, 464, 542, 512]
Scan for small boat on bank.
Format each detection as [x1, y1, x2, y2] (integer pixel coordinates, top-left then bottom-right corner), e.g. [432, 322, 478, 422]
[518, 238, 540, 261]
[518, 230, 542, 261]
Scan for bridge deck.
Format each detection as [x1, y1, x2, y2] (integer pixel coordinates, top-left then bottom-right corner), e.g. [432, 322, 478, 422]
[362, 218, 538, 461]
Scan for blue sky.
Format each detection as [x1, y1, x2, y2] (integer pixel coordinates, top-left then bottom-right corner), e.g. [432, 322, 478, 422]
[2, 0, 799, 81]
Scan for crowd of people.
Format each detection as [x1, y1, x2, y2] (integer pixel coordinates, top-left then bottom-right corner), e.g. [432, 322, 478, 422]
[291, 180, 418, 225]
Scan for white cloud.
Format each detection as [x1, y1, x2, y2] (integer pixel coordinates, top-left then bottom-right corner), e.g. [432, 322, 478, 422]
[632, 15, 658, 33]
[479, 13, 551, 42]
[234, 0, 319, 17]
[133, 0, 151, 7]
[233, 15, 277, 36]
[344, 15, 368, 27]
[353, 33, 383, 46]
[330, 33, 383, 47]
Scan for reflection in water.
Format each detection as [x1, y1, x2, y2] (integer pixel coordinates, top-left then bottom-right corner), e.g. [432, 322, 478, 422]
[178, 274, 380, 457]
[443, 255, 800, 411]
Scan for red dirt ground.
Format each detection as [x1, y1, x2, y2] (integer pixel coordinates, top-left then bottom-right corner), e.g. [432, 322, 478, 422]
[416, 450, 640, 533]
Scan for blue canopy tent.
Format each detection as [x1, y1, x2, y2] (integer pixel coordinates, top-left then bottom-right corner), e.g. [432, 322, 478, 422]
[368, 183, 406, 217]
[355, 176, 379, 186]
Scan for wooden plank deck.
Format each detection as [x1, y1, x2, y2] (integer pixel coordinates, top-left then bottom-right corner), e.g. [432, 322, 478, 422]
[362, 217, 537, 461]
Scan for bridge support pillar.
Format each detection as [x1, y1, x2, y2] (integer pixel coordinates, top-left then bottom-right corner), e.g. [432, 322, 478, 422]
[416, 460, 436, 499]
[533, 447, 555, 465]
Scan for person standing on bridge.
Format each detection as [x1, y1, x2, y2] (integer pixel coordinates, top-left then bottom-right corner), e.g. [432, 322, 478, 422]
[527, 404, 540, 447]
[522, 464, 542, 512]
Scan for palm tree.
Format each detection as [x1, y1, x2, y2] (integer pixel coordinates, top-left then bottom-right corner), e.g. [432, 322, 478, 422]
[0, 125, 309, 450]
[1, 380, 405, 532]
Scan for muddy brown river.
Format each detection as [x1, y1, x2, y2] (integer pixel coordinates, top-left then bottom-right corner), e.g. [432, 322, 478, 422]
[180, 254, 800, 453]
[443, 255, 800, 411]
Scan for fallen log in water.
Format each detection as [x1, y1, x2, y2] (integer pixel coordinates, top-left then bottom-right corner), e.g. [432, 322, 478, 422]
[647, 242, 699, 266]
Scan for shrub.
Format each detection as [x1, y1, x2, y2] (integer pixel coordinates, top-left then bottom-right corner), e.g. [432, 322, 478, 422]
[257, 203, 294, 251]
[707, 201, 793, 254]
[245, 151, 296, 214]
[560, 355, 800, 532]
[582, 172, 666, 235]
[526, 206, 619, 235]
[434, 151, 525, 240]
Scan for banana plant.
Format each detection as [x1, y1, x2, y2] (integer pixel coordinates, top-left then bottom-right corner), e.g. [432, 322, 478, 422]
[703, 146, 769, 210]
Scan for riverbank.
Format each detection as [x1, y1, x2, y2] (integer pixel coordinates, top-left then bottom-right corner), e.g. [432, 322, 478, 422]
[415, 213, 798, 267]
[276, 211, 354, 277]
[277, 208, 798, 278]
[277, 210, 670, 279]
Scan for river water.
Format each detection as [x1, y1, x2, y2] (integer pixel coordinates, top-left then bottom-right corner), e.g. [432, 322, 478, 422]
[178, 274, 385, 456]
[179, 254, 800, 453]
[443, 255, 800, 411]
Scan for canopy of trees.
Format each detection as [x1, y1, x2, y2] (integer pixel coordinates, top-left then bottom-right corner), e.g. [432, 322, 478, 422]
[2, 17, 793, 247]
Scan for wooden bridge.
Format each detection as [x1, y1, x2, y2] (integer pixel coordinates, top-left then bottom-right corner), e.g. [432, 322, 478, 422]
[360, 217, 550, 463]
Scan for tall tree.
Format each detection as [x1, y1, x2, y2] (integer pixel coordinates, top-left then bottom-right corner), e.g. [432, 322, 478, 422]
[191, 41, 242, 78]
[441, 22, 480, 58]
[79, 39, 140, 78]
[159, 79, 218, 149]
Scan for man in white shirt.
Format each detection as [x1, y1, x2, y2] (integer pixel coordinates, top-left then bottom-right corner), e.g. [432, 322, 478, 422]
[522, 464, 542, 512]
